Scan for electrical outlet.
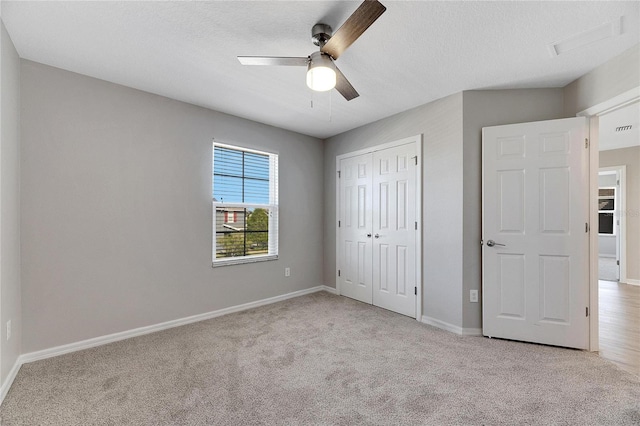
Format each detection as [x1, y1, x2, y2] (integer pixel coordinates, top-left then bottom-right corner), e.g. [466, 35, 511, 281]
[470, 290, 478, 303]
[6, 320, 11, 341]
[285, 267, 291, 277]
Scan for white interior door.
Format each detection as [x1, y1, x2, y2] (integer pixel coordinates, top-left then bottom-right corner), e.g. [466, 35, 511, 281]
[338, 153, 373, 304]
[338, 140, 419, 317]
[372, 144, 417, 317]
[482, 117, 590, 350]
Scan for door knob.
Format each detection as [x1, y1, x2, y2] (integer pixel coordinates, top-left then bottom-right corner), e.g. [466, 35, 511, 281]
[366, 233, 372, 238]
[374, 234, 380, 239]
[486, 240, 505, 247]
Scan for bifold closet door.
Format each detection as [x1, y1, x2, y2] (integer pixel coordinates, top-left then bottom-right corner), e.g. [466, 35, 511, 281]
[372, 144, 417, 317]
[338, 153, 373, 304]
[338, 143, 418, 317]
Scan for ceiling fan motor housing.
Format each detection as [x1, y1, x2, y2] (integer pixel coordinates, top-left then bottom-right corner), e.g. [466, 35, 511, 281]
[312, 23, 332, 47]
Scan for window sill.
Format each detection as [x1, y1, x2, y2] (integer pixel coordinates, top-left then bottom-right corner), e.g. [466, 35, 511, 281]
[212, 254, 278, 268]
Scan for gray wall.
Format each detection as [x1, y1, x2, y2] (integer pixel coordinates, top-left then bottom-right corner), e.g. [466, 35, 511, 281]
[0, 20, 22, 384]
[461, 89, 566, 329]
[324, 89, 567, 331]
[598, 236, 616, 258]
[323, 93, 465, 328]
[13, 30, 640, 358]
[564, 44, 640, 116]
[600, 146, 640, 281]
[20, 61, 324, 353]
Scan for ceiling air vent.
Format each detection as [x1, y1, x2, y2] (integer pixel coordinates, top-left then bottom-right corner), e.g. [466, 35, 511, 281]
[548, 17, 622, 57]
[615, 125, 633, 132]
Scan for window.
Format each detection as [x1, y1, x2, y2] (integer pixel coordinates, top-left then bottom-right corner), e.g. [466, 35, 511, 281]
[598, 187, 615, 235]
[212, 142, 278, 266]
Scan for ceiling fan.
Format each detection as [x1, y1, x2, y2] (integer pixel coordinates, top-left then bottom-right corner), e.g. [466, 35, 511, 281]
[237, 0, 386, 101]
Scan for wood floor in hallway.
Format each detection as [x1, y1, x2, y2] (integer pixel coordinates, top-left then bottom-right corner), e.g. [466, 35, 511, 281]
[598, 280, 640, 377]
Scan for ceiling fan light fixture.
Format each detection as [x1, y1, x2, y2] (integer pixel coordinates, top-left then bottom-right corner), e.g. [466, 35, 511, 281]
[306, 52, 336, 92]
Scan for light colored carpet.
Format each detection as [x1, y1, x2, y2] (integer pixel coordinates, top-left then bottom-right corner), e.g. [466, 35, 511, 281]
[599, 256, 618, 281]
[1, 292, 638, 425]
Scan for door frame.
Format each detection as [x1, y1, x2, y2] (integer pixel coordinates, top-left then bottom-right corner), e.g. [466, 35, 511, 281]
[598, 166, 627, 283]
[577, 86, 640, 352]
[335, 134, 423, 320]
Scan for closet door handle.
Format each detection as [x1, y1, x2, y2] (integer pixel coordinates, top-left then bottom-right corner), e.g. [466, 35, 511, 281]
[366, 233, 372, 238]
[374, 234, 380, 239]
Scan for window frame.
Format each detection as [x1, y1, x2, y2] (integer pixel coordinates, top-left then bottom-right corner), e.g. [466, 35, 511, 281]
[212, 142, 279, 267]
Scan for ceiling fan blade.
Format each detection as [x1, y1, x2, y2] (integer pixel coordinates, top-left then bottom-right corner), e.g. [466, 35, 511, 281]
[238, 56, 309, 66]
[321, 0, 386, 60]
[334, 66, 359, 101]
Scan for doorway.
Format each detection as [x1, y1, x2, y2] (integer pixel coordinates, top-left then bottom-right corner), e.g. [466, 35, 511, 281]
[597, 167, 624, 282]
[593, 100, 640, 376]
[335, 135, 422, 319]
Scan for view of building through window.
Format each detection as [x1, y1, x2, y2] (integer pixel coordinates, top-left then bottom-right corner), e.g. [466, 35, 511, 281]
[212, 144, 278, 263]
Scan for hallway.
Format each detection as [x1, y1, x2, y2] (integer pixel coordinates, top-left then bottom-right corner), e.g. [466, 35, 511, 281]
[598, 280, 640, 376]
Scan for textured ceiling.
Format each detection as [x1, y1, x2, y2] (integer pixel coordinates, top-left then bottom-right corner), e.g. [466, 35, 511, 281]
[2, 1, 639, 139]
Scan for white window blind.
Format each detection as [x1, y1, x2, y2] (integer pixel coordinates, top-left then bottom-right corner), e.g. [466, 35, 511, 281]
[212, 142, 278, 266]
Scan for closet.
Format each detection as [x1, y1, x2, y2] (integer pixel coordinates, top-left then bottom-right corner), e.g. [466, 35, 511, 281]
[336, 137, 421, 317]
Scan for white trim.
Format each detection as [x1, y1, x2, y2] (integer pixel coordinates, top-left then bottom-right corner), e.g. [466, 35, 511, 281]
[576, 86, 640, 352]
[335, 135, 420, 161]
[420, 316, 482, 336]
[335, 135, 423, 321]
[0, 359, 22, 405]
[335, 154, 341, 297]
[461, 328, 483, 336]
[212, 142, 279, 265]
[589, 116, 600, 352]
[415, 136, 423, 321]
[213, 140, 276, 157]
[321, 285, 338, 295]
[578, 87, 640, 117]
[18, 286, 331, 365]
[212, 254, 278, 268]
[581, 88, 640, 352]
[624, 279, 640, 287]
[598, 166, 627, 283]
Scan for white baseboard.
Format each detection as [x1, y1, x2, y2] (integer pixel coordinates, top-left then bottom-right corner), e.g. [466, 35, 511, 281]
[420, 316, 482, 336]
[623, 279, 640, 286]
[19, 285, 332, 366]
[321, 285, 337, 295]
[0, 359, 22, 405]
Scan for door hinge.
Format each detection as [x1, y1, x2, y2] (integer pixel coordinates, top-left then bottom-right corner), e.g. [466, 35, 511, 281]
[338, 220, 341, 228]
[617, 260, 620, 266]
[337, 171, 341, 178]
[414, 286, 417, 295]
[585, 223, 589, 233]
[415, 221, 418, 230]
[412, 156, 418, 166]
[585, 138, 589, 148]
[338, 269, 341, 277]
[586, 307, 589, 317]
